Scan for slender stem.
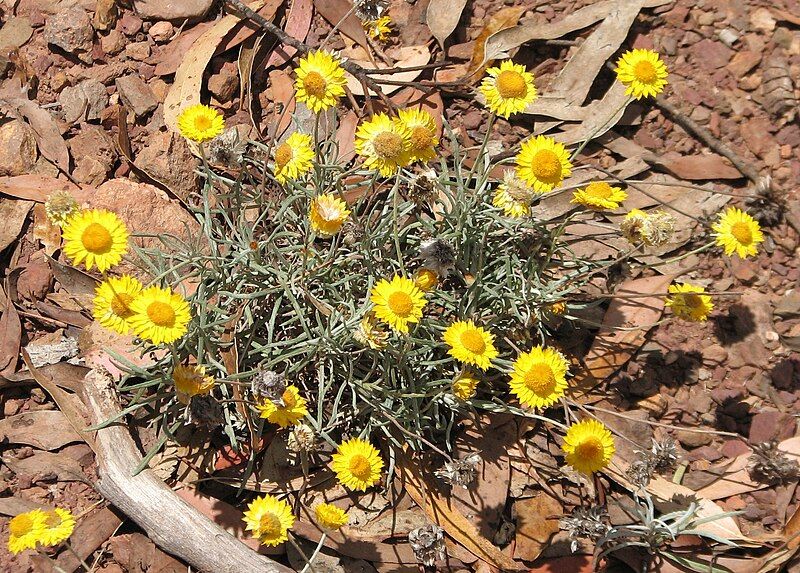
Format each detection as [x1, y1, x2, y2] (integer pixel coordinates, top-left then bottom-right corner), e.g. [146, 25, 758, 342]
[64, 541, 93, 572]
[300, 533, 328, 573]
[569, 96, 632, 162]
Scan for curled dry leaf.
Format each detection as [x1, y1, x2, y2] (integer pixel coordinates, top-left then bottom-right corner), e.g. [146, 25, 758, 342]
[0, 295, 21, 377]
[426, 0, 469, 48]
[513, 494, 562, 562]
[464, 6, 525, 83]
[0, 198, 32, 252]
[264, 0, 313, 68]
[344, 45, 431, 96]
[3, 99, 70, 172]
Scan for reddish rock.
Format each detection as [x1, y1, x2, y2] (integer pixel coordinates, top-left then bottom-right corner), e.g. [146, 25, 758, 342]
[720, 439, 750, 458]
[16, 259, 53, 302]
[690, 39, 733, 69]
[740, 117, 776, 157]
[70, 125, 117, 186]
[119, 12, 143, 36]
[208, 61, 239, 103]
[43, 7, 94, 54]
[770, 360, 795, 390]
[136, 130, 199, 201]
[147, 21, 173, 43]
[727, 51, 761, 77]
[132, 0, 214, 21]
[686, 445, 723, 462]
[115, 74, 158, 117]
[0, 120, 38, 176]
[100, 29, 126, 55]
[124, 40, 151, 61]
[748, 410, 796, 443]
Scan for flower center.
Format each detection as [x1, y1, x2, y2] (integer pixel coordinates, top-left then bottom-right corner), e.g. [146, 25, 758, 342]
[410, 126, 432, 151]
[193, 115, 213, 132]
[348, 454, 372, 480]
[303, 71, 327, 99]
[575, 437, 604, 461]
[146, 301, 176, 327]
[684, 294, 703, 309]
[730, 221, 753, 245]
[81, 223, 113, 254]
[524, 363, 555, 394]
[258, 512, 283, 538]
[281, 389, 297, 408]
[373, 131, 404, 160]
[496, 70, 527, 99]
[633, 60, 657, 83]
[387, 291, 414, 317]
[43, 511, 62, 528]
[530, 150, 562, 181]
[460, 329, 486, 354]
[586, 182, 613, 199]
[110, 293, 135, 319]
[274, 143, 293, 169]
[9, 514, 35, 537]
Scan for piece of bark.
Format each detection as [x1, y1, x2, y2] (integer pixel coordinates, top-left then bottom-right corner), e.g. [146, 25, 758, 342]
[80, 369, 292, 573]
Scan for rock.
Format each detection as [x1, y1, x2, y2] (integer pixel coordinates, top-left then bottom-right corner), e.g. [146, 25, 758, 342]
[770, 360, 794, 390]
[124, 40, 151, 61]
[133, 0, 214, 21]
[100, 29, 127, 55]
[70, 126, 116, 186]
[690, 39, 732, 70]
[136, 130, 199, 201]
[686, 445, 722, 462]
[637, 394, 669, 418]
[676, 429, 713, 449]
[115, 75, 158, 117]
[461, 109, 483, 130]
[0, 120, 38, 176]
[59, 79, 108, 124]
[731, 258, 758, 284]
[740, 117, 776, 157]
[208, 61, 239, 103]
[748, 410, 796, 443]
[119, 12, 143, 36]
[43, 7, 94, 54]
[93, 0, 118, 31]
[750, 7, 776, 31]
[720, 439, 750, 458]
[16, 258, 53, 301]
[148, 21, 173, 43]
[727, 51, 761, 77]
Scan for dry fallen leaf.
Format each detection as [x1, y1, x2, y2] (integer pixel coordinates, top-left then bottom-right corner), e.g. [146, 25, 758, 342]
[0, 295, 21, 377]
[0, 198, 32, 252]
[312, 0, 371, 55]
[426, 0, 469, 48]
[465, 6, 525, 83]
[264, 0, 313, 68]
[344, 45, 431, 96]
[0, 410, 83, 451]
[0, 174, 81, 203]
[571, 274, 673, 401]
[513, 494, 562, 562]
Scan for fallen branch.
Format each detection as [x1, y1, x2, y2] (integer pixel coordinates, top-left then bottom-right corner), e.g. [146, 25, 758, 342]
[80, 369, 292, 573]
[225, 0, 397, 110]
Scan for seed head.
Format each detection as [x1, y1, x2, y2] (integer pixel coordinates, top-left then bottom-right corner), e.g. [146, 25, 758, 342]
[408, 524, 445, 566]
[434, 452, 481, 489]
[419, 238, 456, 277]
[749, 441, 800, 484]
[251, 369, 287, 404]
[287, 423, 317, 454]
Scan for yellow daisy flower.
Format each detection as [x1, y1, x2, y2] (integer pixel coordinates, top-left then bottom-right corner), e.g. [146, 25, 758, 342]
[364, 16, 392, 42]
[571, 182, 628, 211]
[294, 49, 347, 114]
[314, 503, 349, 531]
[242, 494, 295, 547]
[309, 194, 350, 236]
[92, 275, 143, 335]
[414, 268, 438, 291]
[666, 283, 714, 322]
[173, 365, 215, 405]
[479, 59, 538, 119]
[493, 171, 534, 218]
[45, 191, 80, 227]
[516, 135, 572, 193]
[331, 437, 384, 491]
[509, 346, 569, 409]
[442, 320, 498, 371]
[614, 48, 668, 100]
[353, 312, 389, 349]
[452, 371, 479, 401]
[128, 286, 191, 345]
[62, 209, 129, 272]
[38, 508, 76, 547]
[397, 108, 438, 164]
[711, 207, 763, 259]
[7, 509, 46, 554]
[256, 385, 308, 428]
[273, 132, 314, 184]
[562, 419, 615, 475]
[177, 104, 225, 143]
[370, 275, 427, 334]
[355, 113, 412, 177]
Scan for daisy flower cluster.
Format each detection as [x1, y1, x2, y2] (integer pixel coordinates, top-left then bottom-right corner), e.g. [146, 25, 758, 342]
[8, 507, 76, 555]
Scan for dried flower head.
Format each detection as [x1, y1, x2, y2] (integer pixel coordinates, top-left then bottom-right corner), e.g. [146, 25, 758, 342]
[435, 452, 481, 489]
[559, 506, 610, 552]
[45, 191, 80, 226]
[406, 169, 438, 206]
[287, 423, 316, 454]
[354, 312, 389, 349]
[408, 524, 446, 567]
[419, 238, 456, 277]
[206, 126, 248, 165]
[620, 209, 675, 247]
[355, 0, 388, 21]
[626, 438, 679, 487]
[186, 394, 223, 427]
[251, 369, 287, 403]
[749, 441, 800, 484]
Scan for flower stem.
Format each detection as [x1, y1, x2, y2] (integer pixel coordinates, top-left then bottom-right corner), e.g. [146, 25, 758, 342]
[299, 532, 328, 573]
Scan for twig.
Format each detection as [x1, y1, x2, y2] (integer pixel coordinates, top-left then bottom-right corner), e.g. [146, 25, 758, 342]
[654, 97, 762, 186]
[225, 0, 397, 111]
